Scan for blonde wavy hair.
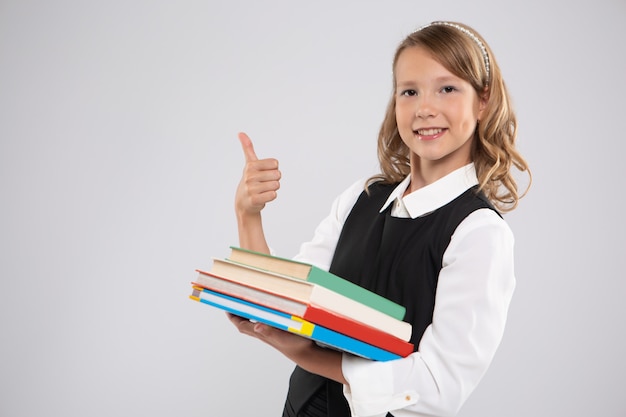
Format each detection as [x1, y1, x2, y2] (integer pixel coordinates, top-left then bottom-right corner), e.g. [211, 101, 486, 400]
[370, 22, 531, 212]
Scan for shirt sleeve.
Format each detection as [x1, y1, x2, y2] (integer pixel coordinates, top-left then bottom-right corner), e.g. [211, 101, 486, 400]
[292, 178, 366, 270]
[341, 208, 516, 417]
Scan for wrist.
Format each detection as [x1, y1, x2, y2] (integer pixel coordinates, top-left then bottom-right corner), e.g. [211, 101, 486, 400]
[236, 212, 270, 254]
[292, 343, 346, 385]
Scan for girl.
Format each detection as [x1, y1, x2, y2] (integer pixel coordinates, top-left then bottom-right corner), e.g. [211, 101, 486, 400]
[229, 21, 531, 417]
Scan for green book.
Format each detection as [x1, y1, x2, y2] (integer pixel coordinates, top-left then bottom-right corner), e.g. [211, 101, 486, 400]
[226, 246, 406, 320]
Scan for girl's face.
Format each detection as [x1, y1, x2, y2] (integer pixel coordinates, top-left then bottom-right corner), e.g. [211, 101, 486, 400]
[395, 46, 486, 180]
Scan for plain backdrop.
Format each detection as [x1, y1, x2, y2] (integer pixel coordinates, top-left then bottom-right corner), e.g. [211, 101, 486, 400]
[1, 1, 625, 416]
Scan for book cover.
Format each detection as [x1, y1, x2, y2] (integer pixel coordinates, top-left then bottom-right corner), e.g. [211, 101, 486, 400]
[227, 246, 406, 321]
[189, 286, 402, 362]
[193, 271, 415, 357]
[203, 261, 413, 341]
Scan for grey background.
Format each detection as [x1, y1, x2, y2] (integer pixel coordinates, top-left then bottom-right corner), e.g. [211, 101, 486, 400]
[1, 0, 625, 416]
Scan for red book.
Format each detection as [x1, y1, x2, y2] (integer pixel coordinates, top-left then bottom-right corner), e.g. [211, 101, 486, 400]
[193, 270, 415, 358]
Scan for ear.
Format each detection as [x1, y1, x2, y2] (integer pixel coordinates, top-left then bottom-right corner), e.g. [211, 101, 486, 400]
[477, 87, 489, 121]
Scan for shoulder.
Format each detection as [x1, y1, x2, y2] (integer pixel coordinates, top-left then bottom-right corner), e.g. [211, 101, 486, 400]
[331, 177, 369, 223]
[453, 208, 514, 247]
[443, 208, 515, 276]
[334, 177, 400, 221]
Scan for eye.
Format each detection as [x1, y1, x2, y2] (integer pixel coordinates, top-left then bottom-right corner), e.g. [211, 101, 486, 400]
[441, 86, 457, 94]
[400, 89, 417, 97]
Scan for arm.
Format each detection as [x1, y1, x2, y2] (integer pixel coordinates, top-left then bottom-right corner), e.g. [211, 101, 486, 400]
[230, 132, 346, 382]
[234, 132, 281, 254]
[227, 313, 347, 384]
[228, 175, 366, 385]
[342, 209, 516, 417]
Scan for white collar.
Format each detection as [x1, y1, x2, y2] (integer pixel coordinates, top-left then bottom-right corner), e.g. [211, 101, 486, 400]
[379, 163, 479, 218]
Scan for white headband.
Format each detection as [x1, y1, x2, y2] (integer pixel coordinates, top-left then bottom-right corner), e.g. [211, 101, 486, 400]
[419, 21, 490, 82]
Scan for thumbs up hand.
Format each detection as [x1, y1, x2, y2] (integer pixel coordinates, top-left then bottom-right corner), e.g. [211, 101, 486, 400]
[235, 132, 281, 217]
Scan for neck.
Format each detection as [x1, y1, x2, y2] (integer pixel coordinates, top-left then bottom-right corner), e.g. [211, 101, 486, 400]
[407, 155, 472, 194]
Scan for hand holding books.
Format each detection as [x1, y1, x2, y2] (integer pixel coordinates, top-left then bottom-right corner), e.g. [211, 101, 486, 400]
[189, 247, 414, 361]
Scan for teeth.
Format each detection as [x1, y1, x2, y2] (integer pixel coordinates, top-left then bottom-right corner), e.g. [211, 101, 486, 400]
[416, 128, 443, 136]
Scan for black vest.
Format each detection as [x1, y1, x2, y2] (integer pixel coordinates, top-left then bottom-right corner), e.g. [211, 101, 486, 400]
[283, 183, 497, 417]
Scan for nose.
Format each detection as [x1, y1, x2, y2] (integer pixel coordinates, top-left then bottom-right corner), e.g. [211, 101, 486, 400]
[415, 95, 436, 119]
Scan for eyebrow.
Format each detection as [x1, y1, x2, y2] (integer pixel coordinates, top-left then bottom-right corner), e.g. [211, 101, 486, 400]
[396, 75, 462, 86]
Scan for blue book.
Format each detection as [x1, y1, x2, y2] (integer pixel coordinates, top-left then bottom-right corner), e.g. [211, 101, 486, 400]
[190, 286, 401, 362]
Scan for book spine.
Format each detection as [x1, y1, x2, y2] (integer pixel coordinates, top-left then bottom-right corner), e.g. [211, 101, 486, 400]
[307, 267, 406, 320]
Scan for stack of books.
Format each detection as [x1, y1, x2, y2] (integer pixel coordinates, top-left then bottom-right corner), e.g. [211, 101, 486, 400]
[189, 246, 414, 361]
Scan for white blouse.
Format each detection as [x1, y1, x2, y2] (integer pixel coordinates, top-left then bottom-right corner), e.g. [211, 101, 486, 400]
[293, 164, 516, 417]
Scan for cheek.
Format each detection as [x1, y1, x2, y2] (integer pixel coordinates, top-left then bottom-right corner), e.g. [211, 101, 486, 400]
[394, 109, 413, 143]
[395, 104, 412, 127]
[460, 117, 478, 133]
[457, 105, 479, 133]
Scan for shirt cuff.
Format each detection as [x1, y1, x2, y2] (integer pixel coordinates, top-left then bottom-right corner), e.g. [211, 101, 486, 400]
[342, 353, 418, 416]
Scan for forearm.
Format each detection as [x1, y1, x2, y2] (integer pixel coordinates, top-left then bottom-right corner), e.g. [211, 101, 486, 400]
[287, 342, 347, 385]
[233, 132, 281, 254]
[236, 211, 270, 254]
[228, 314, 347, 385]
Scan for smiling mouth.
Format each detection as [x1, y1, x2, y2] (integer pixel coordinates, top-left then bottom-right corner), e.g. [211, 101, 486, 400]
[415, 128, 446, 136]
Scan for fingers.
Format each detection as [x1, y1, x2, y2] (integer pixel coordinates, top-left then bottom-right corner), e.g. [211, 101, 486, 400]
[227, 312, 272, 338]
[227, 312, 252, 329]
[238, 132, 279, 169]
[239, 170, 280, 210]
[238, 132, 258, 163]
[226, 313, 315, 360]
[235, 132, 281, 215]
